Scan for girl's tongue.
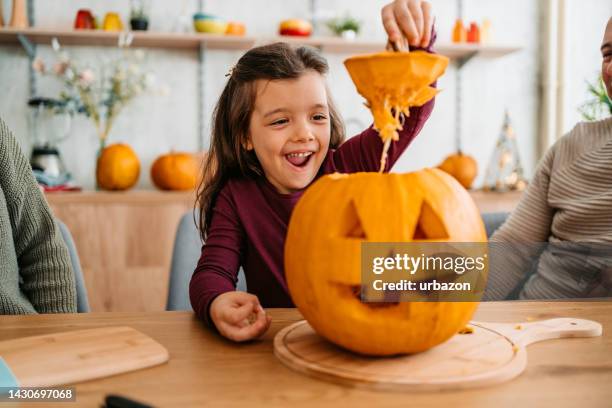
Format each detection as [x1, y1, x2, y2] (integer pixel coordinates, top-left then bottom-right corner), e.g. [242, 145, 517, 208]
[286, 153, 312, 167]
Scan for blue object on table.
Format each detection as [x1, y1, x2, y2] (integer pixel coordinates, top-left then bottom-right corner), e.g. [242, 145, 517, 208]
[0, 358, 19, 388]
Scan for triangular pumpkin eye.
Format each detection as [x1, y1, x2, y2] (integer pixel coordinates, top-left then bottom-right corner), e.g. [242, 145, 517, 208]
[413, 201, 449, 240]
[343, 200, 367, 239]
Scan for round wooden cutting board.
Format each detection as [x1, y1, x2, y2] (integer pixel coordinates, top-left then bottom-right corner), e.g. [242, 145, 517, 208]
[274, 318, 602, 391]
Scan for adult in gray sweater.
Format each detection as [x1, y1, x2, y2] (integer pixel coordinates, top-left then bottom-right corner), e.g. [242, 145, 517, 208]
[0, 116, 76, 314]
[485, 18, 612, 300]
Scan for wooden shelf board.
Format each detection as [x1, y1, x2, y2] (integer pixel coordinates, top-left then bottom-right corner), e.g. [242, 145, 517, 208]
[0, 27, 522, 59]
[45, 190, 195, 205]
[43, 189, 521, 213]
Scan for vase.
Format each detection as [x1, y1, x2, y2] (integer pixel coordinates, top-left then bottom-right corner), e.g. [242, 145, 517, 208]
[9, 0, 29, 29]
[94, 138, 106, 190]
[102, 12, 124, 32]
[341, 30, 356, 40]
[130, 18, 149, 31]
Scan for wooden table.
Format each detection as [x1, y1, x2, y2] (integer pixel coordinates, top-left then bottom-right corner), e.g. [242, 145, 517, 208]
[1, 302, 610, 407]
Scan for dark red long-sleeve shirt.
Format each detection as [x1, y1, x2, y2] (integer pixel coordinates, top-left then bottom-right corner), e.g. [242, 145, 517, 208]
[191, 35, 438, 326]
[190, 102, 435, 325]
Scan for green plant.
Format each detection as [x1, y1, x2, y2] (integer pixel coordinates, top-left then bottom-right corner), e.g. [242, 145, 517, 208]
[130, 0, 149, 20]
[326, 14, 361, 36]
[33, 39, 162, 150]
[579, 75, 612, 121]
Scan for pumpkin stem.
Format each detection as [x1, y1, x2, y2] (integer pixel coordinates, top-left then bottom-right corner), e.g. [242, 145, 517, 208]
[378, 138, 392, 173]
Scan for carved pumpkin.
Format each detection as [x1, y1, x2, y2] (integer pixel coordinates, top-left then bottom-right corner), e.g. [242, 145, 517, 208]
[96, 143, 140, 190]
[344, 51, 449, 171]
[151, 152, 200, 191]
[438, 152, 478, 189]
[285, 169, 487, 356]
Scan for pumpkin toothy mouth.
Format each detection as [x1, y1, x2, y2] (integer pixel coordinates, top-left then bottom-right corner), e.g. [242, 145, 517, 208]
[343, 284, 400, 308]
[285, 151, 313, 168]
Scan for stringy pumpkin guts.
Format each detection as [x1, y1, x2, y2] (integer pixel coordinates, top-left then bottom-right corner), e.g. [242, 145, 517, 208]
[344, 51, 449, 172]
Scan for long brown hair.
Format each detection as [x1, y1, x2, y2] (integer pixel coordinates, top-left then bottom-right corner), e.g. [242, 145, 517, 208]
[196, 42, 345, 240]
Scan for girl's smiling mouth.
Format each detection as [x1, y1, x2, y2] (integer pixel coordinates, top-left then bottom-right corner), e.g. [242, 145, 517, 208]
[285, 151, 314, 168]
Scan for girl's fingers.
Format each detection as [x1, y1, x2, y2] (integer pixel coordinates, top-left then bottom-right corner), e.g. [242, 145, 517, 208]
[394, 2, 419, 47]
[223, 301, 256, 326]
[407, 0, 425, 43]
[381, 4, 402, 42]
[420, 1, 432, 48]
[221, 306, 270, 342]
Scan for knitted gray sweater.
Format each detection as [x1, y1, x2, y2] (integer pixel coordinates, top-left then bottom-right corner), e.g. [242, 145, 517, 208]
[486, 117, 612, 300]
[0, 117, 76, 314]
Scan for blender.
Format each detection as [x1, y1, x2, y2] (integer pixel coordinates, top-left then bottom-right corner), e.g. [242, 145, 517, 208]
[28, 97, 72, 186]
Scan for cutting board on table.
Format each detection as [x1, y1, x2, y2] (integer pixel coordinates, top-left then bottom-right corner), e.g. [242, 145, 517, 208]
[0, 326, 169, 387]
[274, 318, 602, 391]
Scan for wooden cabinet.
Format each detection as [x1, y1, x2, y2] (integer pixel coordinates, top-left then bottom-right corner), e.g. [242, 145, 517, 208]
[46, 189, 522, 313]
[47, 191, 195, 313]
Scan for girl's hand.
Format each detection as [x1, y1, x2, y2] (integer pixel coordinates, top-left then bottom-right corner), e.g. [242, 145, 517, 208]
[210, 291, 272, 342]
[382, 0, 433, 49]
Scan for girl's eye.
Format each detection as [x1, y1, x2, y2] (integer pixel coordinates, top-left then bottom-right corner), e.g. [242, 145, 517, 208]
[313, 114, 328, 121]
[270, 119, 288, 126]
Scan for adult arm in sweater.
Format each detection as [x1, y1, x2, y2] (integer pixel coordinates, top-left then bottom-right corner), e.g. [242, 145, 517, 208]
[0, 118, 77, 313]
[483, 145, 556, 300]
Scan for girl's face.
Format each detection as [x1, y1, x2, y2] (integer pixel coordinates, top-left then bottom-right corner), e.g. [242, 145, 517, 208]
[602, 18, 612, 98]
[247, 70, 331, 194]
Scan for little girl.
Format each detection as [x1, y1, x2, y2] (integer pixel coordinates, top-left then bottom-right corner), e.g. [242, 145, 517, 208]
[190, 0, 437, 342]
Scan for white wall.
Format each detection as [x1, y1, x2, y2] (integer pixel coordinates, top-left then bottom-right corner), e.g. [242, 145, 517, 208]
[0, 0, 575, 189]
[562, 0, 612, 134]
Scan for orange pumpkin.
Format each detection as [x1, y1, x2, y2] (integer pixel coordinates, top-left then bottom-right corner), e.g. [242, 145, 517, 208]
[438, 152, 478, 189]
[150, 152, 199, 191]
[285, 169, 487, 356]
[96, 143, 140, 190]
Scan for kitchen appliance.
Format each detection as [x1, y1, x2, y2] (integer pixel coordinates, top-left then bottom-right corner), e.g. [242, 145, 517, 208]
[28, 97, 72, 185]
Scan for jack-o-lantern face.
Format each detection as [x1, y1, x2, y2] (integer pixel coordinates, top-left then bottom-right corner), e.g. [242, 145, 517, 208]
[285, 169, 487, 356]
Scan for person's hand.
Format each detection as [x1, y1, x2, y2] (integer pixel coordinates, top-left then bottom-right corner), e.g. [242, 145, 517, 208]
[381, 0, 433, 49]
[210, 291, 272, 342]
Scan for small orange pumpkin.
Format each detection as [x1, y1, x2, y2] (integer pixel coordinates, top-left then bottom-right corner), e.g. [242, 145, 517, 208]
[285, 169, 487, 356]
[96, 143, 140, 190]
[150, 152, 199, 191]
[438, 151, 478, 189]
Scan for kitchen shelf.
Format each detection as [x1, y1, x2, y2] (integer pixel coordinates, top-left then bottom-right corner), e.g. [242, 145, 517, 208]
[0, 27, 522, 59]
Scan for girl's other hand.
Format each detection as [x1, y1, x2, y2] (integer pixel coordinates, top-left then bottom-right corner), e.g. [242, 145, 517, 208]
[382, 0, 433, 49]
[210, 291, 272, 342]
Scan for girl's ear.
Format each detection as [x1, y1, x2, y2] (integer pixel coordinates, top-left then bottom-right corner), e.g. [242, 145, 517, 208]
[243, 133, 254, 151]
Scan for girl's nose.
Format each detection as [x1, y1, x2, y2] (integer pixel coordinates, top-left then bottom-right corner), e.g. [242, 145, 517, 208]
[293, 124, 315, 143]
